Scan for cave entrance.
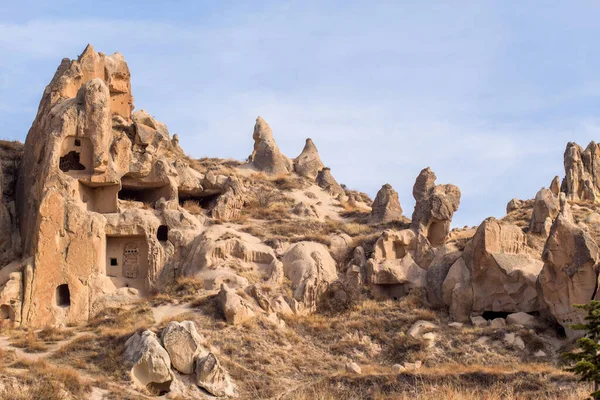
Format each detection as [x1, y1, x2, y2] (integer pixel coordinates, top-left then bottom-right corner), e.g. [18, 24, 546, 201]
[59, 136, 92, 174]
[0, 305, 13, 321]
[157, 225, 169, 242]
[106, 235, 149, 293]
[481, 311, 512, 320]
[178, 190, 222, 210]
[426, 220, 447, 246]
[59, 151, 85, 172]
[79, 182, 119, 213]
[56, 284, 71, 308]
[118, 183, 171, 208]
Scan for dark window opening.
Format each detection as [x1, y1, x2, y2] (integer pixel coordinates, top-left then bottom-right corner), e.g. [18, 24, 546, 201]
[118, 185, 169, 208]
[0, 305, 13, 320]
[59, 151, 86, 172]
[110, 258, 118, 266]
[146, 380, 171, 396]
[74, 138, 81, 146]
[157, 225, 169, 241]
[481, 311, 511, 320]
[56, 284, 71, 307]
[178, 192, 221, 209]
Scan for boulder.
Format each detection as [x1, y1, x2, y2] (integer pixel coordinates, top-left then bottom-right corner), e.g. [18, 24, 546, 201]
[248, 116, 292, 175]
[211, 177, 246, 221]
[441, 257, 473, 322]
[161, 321, 208, 374]
[123, 330, 172, 390]
[506, 198, 523, 214]
[529, 188, 559, 235]
[411, 168, 461, 247]
[506, 312, 536, 328]
[470, 316, 488, 327]
[407, 320, 437, 339]
[465, 218, 542, 315]
[195, 353, 236, 397]
[369, 184, 403, 223]
[538, 213, 600, 339]
[425, 245, 462, 308]
[345, 362, 362, 374]
[293, 138, 324, 180]
[489, 318, 506, 329]
[282, 242, 338, 312]
[292, 202, 319, 218]
[219, 285, 256, 325]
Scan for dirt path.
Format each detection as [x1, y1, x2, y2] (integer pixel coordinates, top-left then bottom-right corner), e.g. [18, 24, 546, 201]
[0, 330, 88, 362]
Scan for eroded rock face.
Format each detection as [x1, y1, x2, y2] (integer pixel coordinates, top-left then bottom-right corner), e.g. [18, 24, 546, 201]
[538, 213, 600, 339]
[12, 45, 238, 327]
[441, 257, 473, 322]
[219, 285, 257, 325]
[282, 242, 337, 312]
[425, 245, 462, 308]
[248, 117, 292, 175]
[161, 321, 208, 374]
[464, 218, 542, 315]
[196, 353, 236, 397]
[369, 184, 403, 223]
[529, 188, 559, 235]
[315, 168, 344, 197]
[411, 168, 461, 247]
[562, 141, 600, 202]
[124, 330, 172, 391]
[293, 138, 324, 180]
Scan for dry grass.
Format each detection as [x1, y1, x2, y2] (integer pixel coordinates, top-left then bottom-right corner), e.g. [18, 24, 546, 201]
[151, 276, 205, 305]
[86, 304, 154, 336]
[0, 358, 91, 399]
[37, 326, 74, 343]
[187, 156, 242, 175]
[10, 330, 48, 353]
[181, 199, 203, 214]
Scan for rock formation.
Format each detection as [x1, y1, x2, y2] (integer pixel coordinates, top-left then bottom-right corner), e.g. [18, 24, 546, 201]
[8, 46, 242, 327]
[369, 184, 403, 223]
[462, 218, 543, 316]
[282, 242, 338, 312]
[411, 168, 461, 247]
[315, 167, 344, 197]
[248, 117, 292, 175]
[529, 188, 559, 235]
[538, 210, 600, 339]
[562, 141, 600, 202]
[293, 138, 324, 179]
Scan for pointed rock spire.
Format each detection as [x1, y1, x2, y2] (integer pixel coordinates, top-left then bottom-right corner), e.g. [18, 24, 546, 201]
[293, 138, 324, 179]
[249, 117, 292, 175]
[369, 184, 403, 223]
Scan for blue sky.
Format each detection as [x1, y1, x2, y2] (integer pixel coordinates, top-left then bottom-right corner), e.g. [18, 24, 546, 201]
[2, 1, 600, 227]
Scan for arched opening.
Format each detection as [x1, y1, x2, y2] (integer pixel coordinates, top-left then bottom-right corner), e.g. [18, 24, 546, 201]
[0, 304, 13, 321]
[59, 151, 86, 172]
[146, 381, 172, 396]
[157, 225, 169, 242]
[56, 284, 71, 307]
[426, 220, 447, 246]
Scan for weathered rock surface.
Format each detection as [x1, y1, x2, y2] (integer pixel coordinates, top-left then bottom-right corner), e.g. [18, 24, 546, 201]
[411, 168, 461, 247]
[248, 117, 292, 175]
[161, 321, 208, 374]
[465, 218, 543, 315]
[425, 245, 462, 308]
[369, 184, 403, 223]
[196, 353, 236, 397]
[293, 138, 324, 180]
[219, 284, 257, 325]
[538, 212, 600, 339]
[124, 330, 172, 390]
[529, 188, 559, 235]
[562, 141, 600, 202]
[282, 242, 338, 312]
[315, 168, 344, 197]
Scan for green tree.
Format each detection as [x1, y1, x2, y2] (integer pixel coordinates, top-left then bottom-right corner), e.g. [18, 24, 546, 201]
[563, 300, 600, 400]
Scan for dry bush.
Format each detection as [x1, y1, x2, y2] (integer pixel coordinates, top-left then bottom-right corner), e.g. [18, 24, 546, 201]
[319, 280, 361, 314]
[11, 330, 48, 353]
[37, 326, 74, 343]
[87, 304, 154, 336]
[1, 358, 91, 399]
[188, 156, 242, 175]
[182, 199, 203, 214]
[151, 276, 205, 305]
